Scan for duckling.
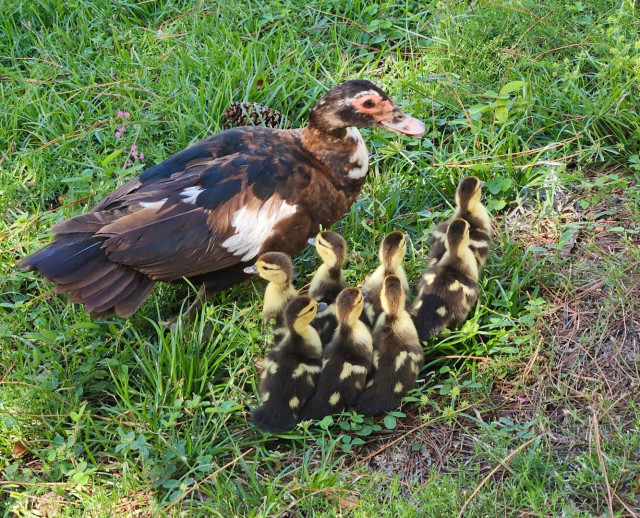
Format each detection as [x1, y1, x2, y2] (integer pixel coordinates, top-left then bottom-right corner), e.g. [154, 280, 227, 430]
[308, 231, 349, 344]
[300, 288, 373, 420]
[412, 219, 479, 341]
[308, 231, 348, 303]
[19, 80, 425, 319]
[355, 275, 423, 416]
[427, 176, 492, 268]
[243, 252, 297, 337]
[361, 231, 410, 326]
[251, 296, 323, 433]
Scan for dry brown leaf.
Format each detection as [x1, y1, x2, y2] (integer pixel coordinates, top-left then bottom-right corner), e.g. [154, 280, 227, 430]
[12, 440, 28, 458]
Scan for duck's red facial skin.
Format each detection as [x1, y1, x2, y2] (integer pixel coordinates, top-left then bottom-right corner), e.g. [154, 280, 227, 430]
[350, 93, 425, 137]
[350, 94, 394, 120]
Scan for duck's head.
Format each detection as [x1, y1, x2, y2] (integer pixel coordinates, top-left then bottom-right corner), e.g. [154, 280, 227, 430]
[335, 287, 365, 327]
[380, 274, 405, 316]
[284, 295, 319, 332]
[308, 231, 347, 269]
[379, 230, 408, 271]
[309, 80, 425, 137]
[445, 219, 471, 253]
[244, 252, 293, 285]
[455, 176, 484, 213]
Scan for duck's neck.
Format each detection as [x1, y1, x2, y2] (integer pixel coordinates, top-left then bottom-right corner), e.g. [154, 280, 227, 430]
[301, 123, 369, 183]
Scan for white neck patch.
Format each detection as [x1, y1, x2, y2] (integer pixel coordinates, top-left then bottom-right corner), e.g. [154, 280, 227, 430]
[345, 127, 369, 179]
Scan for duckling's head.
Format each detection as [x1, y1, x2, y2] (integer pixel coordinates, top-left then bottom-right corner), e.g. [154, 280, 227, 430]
[455, 176, 484, 213]
[244, 252, 293, 285]
[284, 295, 318, 332]
[380, 275, 405, 316]
[379, 231, 408, 270]
[308, 80, 425, 137]
[335, 287, 364, 327]
[309, 231, 347, 269]
[445, 219, 471, 253]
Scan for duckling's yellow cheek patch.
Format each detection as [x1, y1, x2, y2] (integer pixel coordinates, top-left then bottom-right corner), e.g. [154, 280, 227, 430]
[289, 396, 300, 409]
[329, 392, 341, 406]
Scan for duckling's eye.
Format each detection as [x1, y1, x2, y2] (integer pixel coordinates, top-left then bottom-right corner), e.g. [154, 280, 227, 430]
[362, 99, 376, 109]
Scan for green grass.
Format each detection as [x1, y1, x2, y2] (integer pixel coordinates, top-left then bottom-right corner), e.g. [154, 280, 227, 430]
[2, 0, 640, 516]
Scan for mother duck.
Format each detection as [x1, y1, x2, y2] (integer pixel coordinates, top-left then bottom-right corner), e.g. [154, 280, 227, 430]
[20, 80, 425, 318]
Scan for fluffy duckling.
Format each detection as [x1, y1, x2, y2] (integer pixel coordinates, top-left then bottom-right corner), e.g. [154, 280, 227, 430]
[308, 231, 349, 344]
[361, 231, 410, 326]
[355, 275, 423, 416]
[300, 288, 373, 420]
[412, 219, 479, 341]
[308, 231, 348, 303]
[243, 252, 297, 336]
[251, 296, 323, 433]
[427, 176, 492, 268]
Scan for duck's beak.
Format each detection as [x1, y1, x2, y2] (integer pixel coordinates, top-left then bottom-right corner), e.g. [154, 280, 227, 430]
[308, 237, 317, 246]
[243, 265, 258, 274]
[317, 302, 328, 312]
[378, 107, 425, 137]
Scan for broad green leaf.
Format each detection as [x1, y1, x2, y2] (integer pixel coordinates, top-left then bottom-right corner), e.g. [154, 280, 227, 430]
[495, 105, 508, 123]
[499, 80, 526, 95]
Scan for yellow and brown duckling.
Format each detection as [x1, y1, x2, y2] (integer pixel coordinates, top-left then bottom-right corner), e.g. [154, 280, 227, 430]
[355, 275, 423, 416]
[412, 219, 479, 341]
[251, 295, 325, 433]
[308, 231, 349, 344]
[19, 80, 424, 319]
[427, 176, 492, 268]
[308, 231, 348, 303]
[300, 288, 373, 420]
[243, 252, 298, 337]
[361, 230, 410, 326]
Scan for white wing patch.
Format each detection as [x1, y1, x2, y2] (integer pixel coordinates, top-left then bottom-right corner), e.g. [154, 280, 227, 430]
[346, 127, 369, 179]
[222, 197, 297, 261]
[139, 198, 167, 209]
[180, 186, 203, 205]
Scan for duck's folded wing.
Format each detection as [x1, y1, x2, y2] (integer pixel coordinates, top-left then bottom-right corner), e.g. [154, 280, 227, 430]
[52, 147, 312, 280]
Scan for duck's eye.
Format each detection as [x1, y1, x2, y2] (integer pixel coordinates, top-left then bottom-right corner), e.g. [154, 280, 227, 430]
[362, 99, 376, 109]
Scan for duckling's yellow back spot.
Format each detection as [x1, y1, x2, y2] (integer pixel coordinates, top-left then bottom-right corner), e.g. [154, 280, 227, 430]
[289, 396, 300, 409]
[329, 392, 341, 406]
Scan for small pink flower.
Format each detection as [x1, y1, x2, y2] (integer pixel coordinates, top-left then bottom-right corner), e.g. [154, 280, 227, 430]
[518, 397, 526, 404]
[125, 159, 132, 167]
[116, 109, 124, 118]
[132, 150, 138, 159]
[139, 153, 144, 160]
[124, 111, 130, 118]
[131, 144, 137, 152]
[115, 131, 122, 139]
[119, 126, 125, 133]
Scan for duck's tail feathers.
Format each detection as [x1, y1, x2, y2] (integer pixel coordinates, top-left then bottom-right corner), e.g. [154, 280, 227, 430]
[19, 234, 154, 318]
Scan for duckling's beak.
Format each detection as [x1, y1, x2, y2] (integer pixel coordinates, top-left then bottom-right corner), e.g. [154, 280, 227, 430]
[360, 288, 369, 299]
[378, 107, 425, 137]
[404, 234, 410, 243]
[243, 265, 258, 274]
[317, 302, 328, 312]
[308, 237, 317, 246]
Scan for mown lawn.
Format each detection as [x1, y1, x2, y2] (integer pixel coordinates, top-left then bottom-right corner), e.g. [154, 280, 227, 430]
[1, 0, 639, 516]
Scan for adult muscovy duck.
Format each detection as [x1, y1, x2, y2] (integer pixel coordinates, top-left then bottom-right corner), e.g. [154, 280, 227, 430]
[19, 80, 425, 318]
